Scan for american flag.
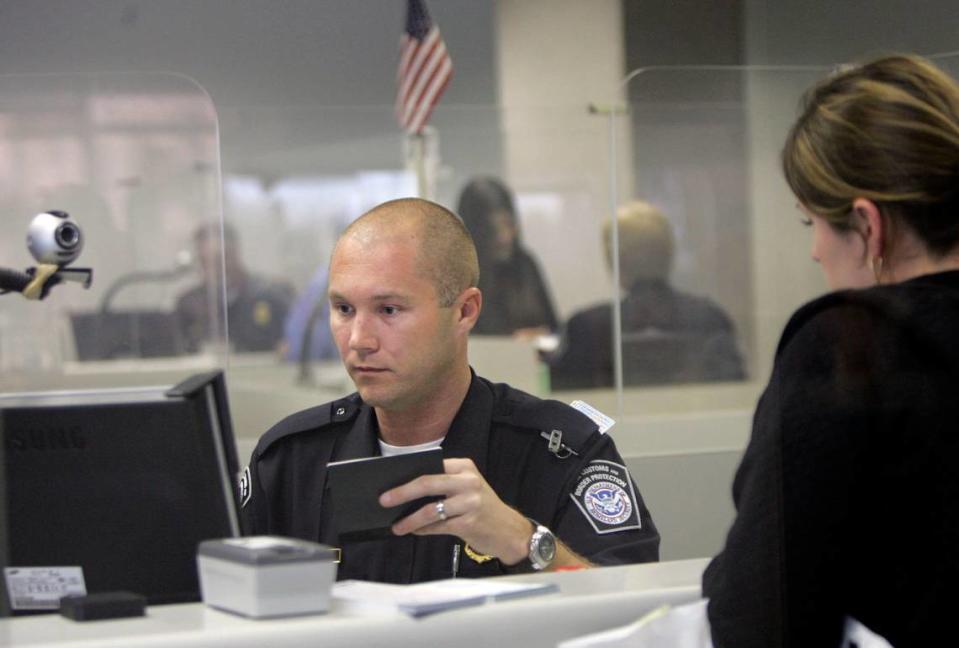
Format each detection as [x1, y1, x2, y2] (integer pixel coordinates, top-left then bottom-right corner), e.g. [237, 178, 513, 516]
[396, 0, 453, 135]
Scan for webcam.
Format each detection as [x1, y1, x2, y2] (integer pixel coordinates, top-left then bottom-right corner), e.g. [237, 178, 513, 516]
[27, 210, 84, 266]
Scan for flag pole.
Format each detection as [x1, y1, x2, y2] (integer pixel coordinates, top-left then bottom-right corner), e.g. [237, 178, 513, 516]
[397, 0, 452, 199]
[405, 127, 437, 200]
[413, 132, 427, 198]
[404, 130, 427, 199]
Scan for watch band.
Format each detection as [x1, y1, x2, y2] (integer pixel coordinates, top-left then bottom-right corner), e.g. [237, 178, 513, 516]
[502, 517, 556, 573]
[527, 519, 557, 571]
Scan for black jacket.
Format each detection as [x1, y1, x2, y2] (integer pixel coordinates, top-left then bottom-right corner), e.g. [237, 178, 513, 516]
[473, 248, 558, 335]
[703, 270, 959, 647]
[550, 279, 744, 389]
[241, 373, 659, 583]
[175, 274, 292, 352]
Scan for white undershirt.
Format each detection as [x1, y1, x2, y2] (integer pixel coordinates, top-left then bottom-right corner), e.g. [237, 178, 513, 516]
[378, 436, 445, 457]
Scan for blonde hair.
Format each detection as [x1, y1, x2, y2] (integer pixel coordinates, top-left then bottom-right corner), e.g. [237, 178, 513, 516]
[604, 200, 674, 286]
[783, 54, 959, 254]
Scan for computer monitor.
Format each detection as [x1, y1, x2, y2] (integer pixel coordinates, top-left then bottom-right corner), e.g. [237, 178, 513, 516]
[0, 371, 241, 615]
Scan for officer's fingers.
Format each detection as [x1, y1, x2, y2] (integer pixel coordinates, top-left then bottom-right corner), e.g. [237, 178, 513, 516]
[440, 459, 491, 499]
[443, 458, 479, 475]
[379, 472, 450, 508]
[380, 463, 486, 507]
[398, 491, 488, 538]
[391, 498, 454, 536]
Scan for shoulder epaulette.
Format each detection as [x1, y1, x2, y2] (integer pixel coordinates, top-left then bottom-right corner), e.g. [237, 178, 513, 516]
[493, 387, 598, 457]
[253, 393, 361, 457]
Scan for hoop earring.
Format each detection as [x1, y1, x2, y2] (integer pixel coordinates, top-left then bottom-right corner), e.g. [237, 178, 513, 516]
[870, 256, 884, 284]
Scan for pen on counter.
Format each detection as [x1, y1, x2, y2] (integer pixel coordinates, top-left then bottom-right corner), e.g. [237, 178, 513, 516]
[451, 543, 461, 578]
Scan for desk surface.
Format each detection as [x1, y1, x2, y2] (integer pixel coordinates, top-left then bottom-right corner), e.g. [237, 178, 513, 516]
[0, 559, 708, 648]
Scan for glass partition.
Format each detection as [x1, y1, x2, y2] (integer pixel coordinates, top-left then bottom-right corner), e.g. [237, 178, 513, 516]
[216, 78, 826, 446]
[571, 66, 831, 424]
[0, 73, 224, 393]
[13, 61, 959, 451]
[220, 101, 616, 443]
[589, 55, 959, 430]
[9, 60, 959, 453]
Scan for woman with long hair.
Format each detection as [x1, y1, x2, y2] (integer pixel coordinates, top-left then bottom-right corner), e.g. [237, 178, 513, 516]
[456, 176, 558, 337]
[704, 54, 959, 646]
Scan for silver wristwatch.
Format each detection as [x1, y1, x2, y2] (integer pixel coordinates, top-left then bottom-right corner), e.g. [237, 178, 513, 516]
[527, 519, 557, 571]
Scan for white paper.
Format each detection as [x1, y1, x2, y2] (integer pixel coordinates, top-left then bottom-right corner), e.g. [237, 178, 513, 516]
[332, 578, 557, 617]
[559, 600, 713, 648]
[419, 579, 558, 602]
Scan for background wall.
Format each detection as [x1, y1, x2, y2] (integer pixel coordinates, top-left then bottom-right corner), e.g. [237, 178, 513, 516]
[745, 0, 959, 65]
[495, 0, 628, 319]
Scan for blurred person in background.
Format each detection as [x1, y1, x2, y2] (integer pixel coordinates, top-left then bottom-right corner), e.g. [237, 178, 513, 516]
[549, 200, 744, 389]
[457, 176, 558, 338]
[283, 264, 338, 363]
[175, 222, 292, 353]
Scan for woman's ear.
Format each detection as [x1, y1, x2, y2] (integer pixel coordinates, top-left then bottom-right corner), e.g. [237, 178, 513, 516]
[851, 197, 884, 261]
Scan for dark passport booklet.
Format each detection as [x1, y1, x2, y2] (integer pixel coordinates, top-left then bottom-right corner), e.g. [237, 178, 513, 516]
[326, 448, 444, 541]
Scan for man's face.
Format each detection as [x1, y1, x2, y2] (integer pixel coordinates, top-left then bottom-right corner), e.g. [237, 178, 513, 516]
[328, 234, 461, 413]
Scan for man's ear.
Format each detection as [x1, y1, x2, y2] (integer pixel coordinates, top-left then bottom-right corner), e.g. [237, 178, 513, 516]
[455, 287, 482, 332]
[852, 197, 884, 261]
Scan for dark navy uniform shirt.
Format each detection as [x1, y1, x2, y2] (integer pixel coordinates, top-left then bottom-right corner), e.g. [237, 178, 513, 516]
[240, 372, 660, 584]
[175, 274, 292, 353]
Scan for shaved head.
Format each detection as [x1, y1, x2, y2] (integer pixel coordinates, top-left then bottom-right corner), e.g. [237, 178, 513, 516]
[605, 200, 674, 286]
[336, 198, 480, 306]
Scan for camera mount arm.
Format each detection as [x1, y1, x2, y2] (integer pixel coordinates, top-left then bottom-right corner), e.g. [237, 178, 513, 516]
[0, 264, 93, 300]
[22, 263, 58, 299]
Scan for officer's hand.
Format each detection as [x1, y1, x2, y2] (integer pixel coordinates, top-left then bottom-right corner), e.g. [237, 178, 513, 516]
[379, 458, 532, 566]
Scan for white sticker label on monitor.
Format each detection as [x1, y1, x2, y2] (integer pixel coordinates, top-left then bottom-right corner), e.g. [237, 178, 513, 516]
[569, 400, 616, 434]
[3, 567, 86, 611]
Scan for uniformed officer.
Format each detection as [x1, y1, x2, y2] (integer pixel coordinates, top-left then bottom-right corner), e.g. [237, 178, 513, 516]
[175, 223, 292, 353]
[241, 198, 659, 583]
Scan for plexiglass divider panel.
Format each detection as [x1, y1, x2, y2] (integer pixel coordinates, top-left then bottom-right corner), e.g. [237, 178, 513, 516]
[0, 73, 225, 393]
[12, 61, 959, 451]
[220, 101, 618, 444]
[586, 66, 831, 445]
[598, 58, 959, 449]
[217, 104, 417, 442]
[222, 82, 837, 446]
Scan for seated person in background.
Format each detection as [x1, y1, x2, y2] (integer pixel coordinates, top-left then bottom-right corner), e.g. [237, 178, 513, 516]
[549, 200, 745, 389]
[457, 176, 558, 338]
[241, 198, 659, 583]
[703, 54, 959, 646]
[282, 265, 337, 363]
[175, 222, 292, 353]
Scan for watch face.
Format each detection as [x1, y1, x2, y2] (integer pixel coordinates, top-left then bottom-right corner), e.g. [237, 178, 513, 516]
[539, 532, 557, 562]
[531, 526, 557, 570]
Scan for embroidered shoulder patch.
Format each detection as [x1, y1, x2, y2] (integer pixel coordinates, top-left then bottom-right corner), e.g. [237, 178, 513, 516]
[570, 460, 641, 534]
[238, 465, 252, 508]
